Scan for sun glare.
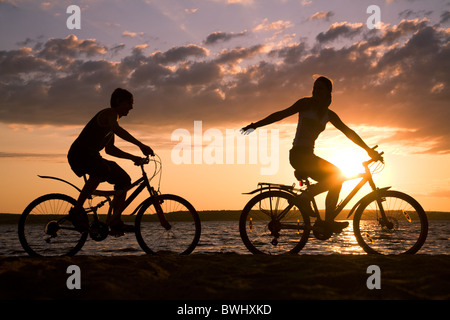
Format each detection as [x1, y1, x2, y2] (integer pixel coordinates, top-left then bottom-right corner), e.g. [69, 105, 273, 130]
[326, 148, 368, 179]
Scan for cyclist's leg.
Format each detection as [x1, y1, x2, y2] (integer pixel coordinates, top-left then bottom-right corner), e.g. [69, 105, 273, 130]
[289, 147, 325, 216]
[290, 148, 347, 231]
[289, 146, 314, 182]
[103, 160, 132, 230]
[76, 176, 102, 209]
[325, 184, 341, 221]
[308, 155, 344, 222]
[289, 147, 341, 199]
[68, 151, 105, 230]
[68, 150, 108, 209]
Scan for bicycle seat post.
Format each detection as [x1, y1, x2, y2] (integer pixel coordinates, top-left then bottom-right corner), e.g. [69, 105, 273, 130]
[303, 179, 310, 188]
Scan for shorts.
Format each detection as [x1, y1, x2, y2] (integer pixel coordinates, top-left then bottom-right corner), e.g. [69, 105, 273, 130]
[289, 146, 344, 183]
[68, 146, 131, 191]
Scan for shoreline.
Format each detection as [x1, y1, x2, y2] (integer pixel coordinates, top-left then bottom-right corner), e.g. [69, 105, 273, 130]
[1, 211, 450, 224]
[1, 254, 449, 300]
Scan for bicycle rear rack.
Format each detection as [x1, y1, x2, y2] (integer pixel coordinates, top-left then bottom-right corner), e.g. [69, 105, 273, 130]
[258, 182, 297, 192]
[243, 182, 304, 195]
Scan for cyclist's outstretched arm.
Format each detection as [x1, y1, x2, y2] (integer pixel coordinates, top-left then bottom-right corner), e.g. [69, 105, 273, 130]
[242, 98, 306, 133]
[329, 110, 379, 159]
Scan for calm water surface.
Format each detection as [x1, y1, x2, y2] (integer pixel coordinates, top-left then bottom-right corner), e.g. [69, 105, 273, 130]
[1, 220, 449, 256]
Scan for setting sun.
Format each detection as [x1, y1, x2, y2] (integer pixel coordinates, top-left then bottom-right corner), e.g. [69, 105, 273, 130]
[325, 148, 369, 179]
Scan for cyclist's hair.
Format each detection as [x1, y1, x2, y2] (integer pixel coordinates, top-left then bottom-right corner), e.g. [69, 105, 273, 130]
[313, 76, 333, 93]
[110, 88, 133, 108]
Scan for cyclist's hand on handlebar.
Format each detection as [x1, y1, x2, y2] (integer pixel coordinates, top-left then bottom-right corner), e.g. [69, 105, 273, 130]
[139, 144, 154, 157]
[367, 148, 384, 163]
[133, 157, 149, 166]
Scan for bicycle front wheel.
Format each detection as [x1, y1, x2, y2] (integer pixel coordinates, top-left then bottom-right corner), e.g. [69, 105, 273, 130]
[18, 193, 88, 256]
[353, 190, 428, 255]
[239, 191, 310, 255]
[135, 194, 201, 255]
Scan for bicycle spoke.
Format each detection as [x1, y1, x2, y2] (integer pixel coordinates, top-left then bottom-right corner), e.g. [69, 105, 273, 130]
[240, 191, 310, 255]
[135, 194, 201, 255]
[353, 191, 427, 255]
[19, 194, 88, 256]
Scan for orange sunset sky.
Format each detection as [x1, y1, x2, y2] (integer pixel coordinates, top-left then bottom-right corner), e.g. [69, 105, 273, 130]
[1, 0, 449, 214]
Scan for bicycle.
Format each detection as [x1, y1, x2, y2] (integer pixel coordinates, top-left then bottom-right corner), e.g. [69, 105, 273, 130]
[18, 155, 201, 256]
[239, 146, 428, 255]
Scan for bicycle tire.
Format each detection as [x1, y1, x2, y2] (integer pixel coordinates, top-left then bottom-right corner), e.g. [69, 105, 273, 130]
[135, 194, 201, 255]
[18, 193, 88, 257]
[239, 190, 310, 255]
[353, 190, 428, 255]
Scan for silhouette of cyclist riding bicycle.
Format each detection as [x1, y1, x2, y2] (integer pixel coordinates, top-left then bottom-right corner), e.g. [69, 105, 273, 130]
[240, 76, 428, 255]
[19, 79, 427, 256]
[18, 89, 201, 256]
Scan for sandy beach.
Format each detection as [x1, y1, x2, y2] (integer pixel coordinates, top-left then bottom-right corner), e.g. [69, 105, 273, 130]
[1, 254, 449, 300]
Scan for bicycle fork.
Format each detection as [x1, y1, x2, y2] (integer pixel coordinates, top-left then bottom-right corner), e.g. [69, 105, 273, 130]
[150, 188, 172, 231]
[375, 196, 395, 230]
[368, 176, 394, 230]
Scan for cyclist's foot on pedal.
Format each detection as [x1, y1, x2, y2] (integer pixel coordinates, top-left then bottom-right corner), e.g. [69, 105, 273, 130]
[109, 220, 135, 237]
[315, 220, 349, 234]
[327, 221, 349, 233]
[68, 207, 89, 232]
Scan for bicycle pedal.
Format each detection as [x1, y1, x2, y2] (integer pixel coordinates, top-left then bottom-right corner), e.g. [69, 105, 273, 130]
[89, 222, 109, 241]
[109, 230, 126, 237]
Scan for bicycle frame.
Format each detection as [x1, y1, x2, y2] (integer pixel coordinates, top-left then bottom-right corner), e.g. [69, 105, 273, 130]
[245, 156, 389, 222]
[324, 159, 390, 221]
[90, 173, 153, 217]
[38, 155, 171, 230]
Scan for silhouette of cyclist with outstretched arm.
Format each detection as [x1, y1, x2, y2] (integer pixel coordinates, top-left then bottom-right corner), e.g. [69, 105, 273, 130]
[67, 88, 153, 236]
[242, 76, 380, 232]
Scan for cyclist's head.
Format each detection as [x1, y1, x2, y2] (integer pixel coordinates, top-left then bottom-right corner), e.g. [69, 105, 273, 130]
[313, 76, 332, 94]
[110, 88, 134, 117]
[312, 76, 332, 106]
[110, 88, 133, 108]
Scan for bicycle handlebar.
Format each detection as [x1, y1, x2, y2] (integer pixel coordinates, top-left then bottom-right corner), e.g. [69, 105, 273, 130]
[134, 155, 151, 166]
[363, 145, 384, 168]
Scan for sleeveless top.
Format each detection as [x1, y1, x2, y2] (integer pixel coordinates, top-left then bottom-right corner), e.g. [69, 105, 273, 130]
[292, 98, 329, 151]
[69, 109, 115, 156]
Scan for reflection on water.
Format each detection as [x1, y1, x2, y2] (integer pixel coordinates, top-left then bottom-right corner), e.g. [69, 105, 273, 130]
[2, 221, 449, 256]
[358, 220, 425, 255]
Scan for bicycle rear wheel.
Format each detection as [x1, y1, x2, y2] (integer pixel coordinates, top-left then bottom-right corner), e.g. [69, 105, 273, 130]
[353, 190, 428, 255]
[239, 191, 310, 255]
[135, 194, 201, 255]
[18, 193, 88, 256]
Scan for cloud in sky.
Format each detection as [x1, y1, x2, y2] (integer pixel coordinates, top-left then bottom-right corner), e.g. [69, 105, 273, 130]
[316, 22, 364, 43]
[204, 31, 248, 45]
[253, 18, 293, 32]
[308, 11, 335, 22]
[0, 13, 449, 154]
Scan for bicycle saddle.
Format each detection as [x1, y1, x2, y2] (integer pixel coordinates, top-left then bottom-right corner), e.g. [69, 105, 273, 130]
[294, 170, 313, 187]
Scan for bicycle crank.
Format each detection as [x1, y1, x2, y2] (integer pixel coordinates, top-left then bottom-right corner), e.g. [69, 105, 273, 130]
[44, 220, 61, 242]
[89, 221, 109, 241]
[312, 221, 332, 240]
[268, 220, 281, 246]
